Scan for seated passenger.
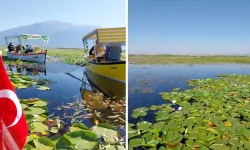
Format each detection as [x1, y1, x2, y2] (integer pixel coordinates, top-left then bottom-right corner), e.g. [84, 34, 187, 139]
[24, 44, 34, 53]
[105, 46, 122, 61]
[92, 40, 105, 58]
[8, 42, 15, 52]
[16, 44, 21, 53]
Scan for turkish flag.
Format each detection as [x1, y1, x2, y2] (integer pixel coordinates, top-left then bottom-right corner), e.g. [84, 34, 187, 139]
[0, 56, 28, 149]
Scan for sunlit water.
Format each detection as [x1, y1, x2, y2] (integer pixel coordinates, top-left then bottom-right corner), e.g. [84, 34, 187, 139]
[4, 61, 93, 123]
[128, 64, 250, 124]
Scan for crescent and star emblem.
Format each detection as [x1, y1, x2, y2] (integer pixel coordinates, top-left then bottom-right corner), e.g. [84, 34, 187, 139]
[0, 89, 22, 128]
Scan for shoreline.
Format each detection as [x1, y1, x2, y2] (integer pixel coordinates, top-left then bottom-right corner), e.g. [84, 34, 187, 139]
[128, 54, 250, 64]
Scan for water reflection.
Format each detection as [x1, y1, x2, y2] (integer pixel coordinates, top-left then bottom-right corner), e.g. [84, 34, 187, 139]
[84, 69, 125, 99]
[80, 77, 126, 127]
[6, 64, 46, 76]
[4, 60, 125, 137]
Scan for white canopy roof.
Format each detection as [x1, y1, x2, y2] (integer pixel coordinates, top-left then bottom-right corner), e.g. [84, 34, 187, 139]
[82, 27, 126, 47]
[5, 34, 49, 45]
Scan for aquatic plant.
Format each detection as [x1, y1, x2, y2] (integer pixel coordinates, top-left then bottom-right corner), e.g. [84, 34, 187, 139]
[3, 59, 126, 149]
[22, 98, 125, 150]
[8, 71, 50, 89]
[129, 74, 250, 150]
[47, 49, 126, 65]
[47, 49, 87, 65]
[1, 48, 126, 65]
[129, 55, 250, 64]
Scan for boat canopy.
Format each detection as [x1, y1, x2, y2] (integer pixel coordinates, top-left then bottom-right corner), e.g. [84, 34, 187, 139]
[82, 27, 126, 47]
[5, 34, 49, 45]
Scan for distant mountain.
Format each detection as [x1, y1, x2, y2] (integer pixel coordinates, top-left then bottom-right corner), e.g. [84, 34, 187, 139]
[0, 21, 100, 48]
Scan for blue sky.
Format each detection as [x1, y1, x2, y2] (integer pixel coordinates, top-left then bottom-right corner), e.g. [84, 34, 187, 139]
[129, 0, 250, 55]
[0, 0, 126, 31]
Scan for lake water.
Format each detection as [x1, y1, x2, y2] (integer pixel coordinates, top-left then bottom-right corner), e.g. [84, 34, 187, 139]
[4, 61, 95, 124]
[4, 59, 126, 133]
[128, 64, 250, 124]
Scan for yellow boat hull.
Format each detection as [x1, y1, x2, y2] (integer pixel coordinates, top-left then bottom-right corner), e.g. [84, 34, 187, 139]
[84, 61, 126, 98]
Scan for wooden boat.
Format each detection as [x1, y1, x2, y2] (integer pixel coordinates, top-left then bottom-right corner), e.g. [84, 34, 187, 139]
[82, 27, 126, 98]
[4, 34, 49, 63]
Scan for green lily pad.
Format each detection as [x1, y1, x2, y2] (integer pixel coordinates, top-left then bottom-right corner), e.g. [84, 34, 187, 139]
[30, 100, 48, 107]
[105, 145, 125, 150]
[33, 137, 55, 150]
[54, 135, 75, 150]
[24, 107, 46, 115]
[131, 107, 148, 118]
[92, 125, 118, 144]
[137, 121, 152, 131]
[26, 134, 40, 143]
[37, 86, 50, 90]
[209, 143, 230, 150]
[70, 123, 88, 132]
[129, 138, 144, 149]
[67, 131, 98, 150]
[30, 122, 49, 135]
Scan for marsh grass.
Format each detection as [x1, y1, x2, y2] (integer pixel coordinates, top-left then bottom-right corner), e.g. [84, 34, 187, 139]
[129, 54, 250, 64]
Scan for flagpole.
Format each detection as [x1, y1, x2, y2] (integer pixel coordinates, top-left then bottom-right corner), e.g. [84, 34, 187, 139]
[0, 119, 19, 150]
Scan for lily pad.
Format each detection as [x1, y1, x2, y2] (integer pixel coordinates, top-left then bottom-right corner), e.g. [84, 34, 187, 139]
[33, 137, 55, 150]
[37, 86, 50, 90]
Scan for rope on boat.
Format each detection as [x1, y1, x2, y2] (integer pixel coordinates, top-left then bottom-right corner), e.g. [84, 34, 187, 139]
[65, 51, 105, 74]
[46, 56, 59, 62]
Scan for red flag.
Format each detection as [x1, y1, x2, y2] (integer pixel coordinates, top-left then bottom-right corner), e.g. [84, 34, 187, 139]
[0, 55, 28, 149]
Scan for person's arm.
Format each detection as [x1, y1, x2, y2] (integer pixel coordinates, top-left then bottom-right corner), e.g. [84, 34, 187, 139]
[90, 46, 94, 51]
[89, 46, 94, 55]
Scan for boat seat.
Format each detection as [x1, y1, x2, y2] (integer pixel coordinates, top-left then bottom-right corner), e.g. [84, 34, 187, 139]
[33, 46, 40, 52]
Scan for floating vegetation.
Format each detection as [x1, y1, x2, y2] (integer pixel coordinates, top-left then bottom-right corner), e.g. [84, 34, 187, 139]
[129, 74, 250, 150]
[1, 48, 126, 65]
[48, 49, 126, 65]
[1, 49, 126, 149]
[47, 49, 87, 65]
[37, 86, 50, 91]
[130, 76, 166, 94]
[129, 55, 250, 64]
[22, 98, 125, 150]
[81, 90, 126, 127]
[8, 71, 51, 89]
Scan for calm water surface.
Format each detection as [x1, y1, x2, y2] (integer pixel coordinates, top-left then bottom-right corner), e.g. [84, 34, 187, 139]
[5, 61, 94, 127]
[128, 64, 250, 123]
